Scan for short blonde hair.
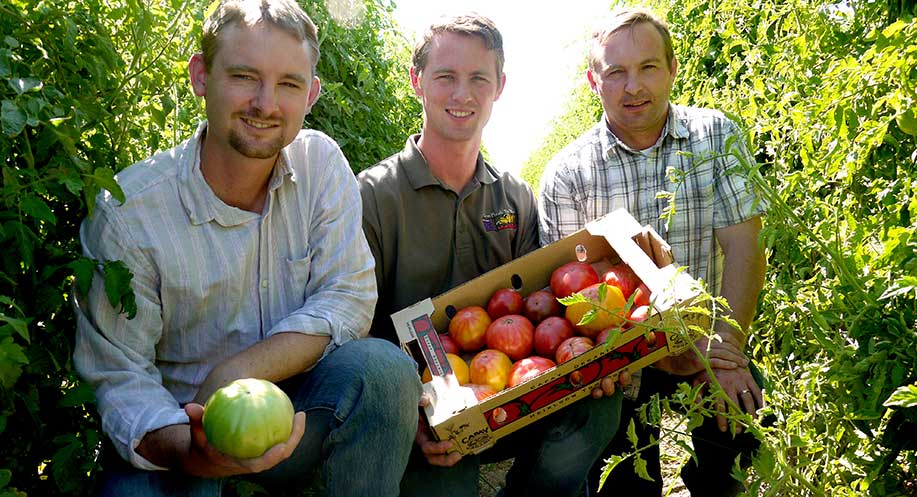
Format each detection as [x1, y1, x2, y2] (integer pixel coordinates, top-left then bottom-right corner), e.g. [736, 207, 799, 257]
[202, 0, 320, 74]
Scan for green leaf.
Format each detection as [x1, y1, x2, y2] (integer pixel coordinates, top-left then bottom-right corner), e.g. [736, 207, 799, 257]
[1, 100, 26, 137]
[0, 314, 29, 344]
[88, 167, 125, 203]
[8, 78, 42, 95]
[59, 169, 84, 196]
[20, 195, 57, 225]
[68, 257, 96, 297]
[0, 49, 10, 78]
[625, 418, 638, 446]
[58, 381, 96, 408]
[102, 260, 137, 319]
[0, 338, 28, 389]
[884, 384, 917, 408]
[557, 293, 589, 306]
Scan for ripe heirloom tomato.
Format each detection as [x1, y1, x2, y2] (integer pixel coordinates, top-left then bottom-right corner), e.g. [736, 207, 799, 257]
[522, 289, 562, 324]
[486, 315, 535, 361]
[449, 306, 492, 352]
[487, 288, 524, 319]
[550, 262, 600, 299]
[603, 263, 642, 299]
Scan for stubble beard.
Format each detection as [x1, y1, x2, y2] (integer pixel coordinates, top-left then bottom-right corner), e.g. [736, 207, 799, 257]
[228, 128, 286, 159]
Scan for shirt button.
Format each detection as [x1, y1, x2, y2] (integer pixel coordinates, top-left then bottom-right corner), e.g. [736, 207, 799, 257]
[261, 280, 268, 289]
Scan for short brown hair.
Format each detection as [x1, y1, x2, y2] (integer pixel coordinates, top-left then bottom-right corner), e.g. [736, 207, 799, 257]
[202, 0, 320, 74]
[412, 13, 505, 78]
[589, 7, 674, 71]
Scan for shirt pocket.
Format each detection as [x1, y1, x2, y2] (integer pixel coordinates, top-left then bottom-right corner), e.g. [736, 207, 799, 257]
[285, 249, 313, 303]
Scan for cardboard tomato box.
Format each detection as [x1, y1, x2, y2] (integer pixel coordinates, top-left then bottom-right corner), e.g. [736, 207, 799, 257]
[391, 208, 710, 455]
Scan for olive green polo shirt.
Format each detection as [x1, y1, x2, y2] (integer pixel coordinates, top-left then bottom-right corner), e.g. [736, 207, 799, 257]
[358, 135, 540, 344]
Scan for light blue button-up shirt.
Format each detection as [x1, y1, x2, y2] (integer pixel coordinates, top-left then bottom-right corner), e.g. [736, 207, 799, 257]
[74, 122, 376, 469]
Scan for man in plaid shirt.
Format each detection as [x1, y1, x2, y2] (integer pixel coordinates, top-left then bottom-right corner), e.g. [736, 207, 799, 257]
[538, 7, 767, 497]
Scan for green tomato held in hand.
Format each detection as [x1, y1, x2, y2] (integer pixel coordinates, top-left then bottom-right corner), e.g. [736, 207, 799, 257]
[202, 378, 295, 459]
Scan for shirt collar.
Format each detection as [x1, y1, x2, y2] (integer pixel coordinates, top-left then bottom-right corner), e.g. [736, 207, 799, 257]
[400, 134, 498, 191]
[600, 104, 690, 157]
[179, 121, 294, 227]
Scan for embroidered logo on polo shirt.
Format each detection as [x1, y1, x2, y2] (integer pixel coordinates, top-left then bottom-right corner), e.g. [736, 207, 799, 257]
[482, 209, 517, 232]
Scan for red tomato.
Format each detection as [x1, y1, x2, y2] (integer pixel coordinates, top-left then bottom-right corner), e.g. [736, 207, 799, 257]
[487, 288, 524, 319]
[448, 306, 491, 352]
[522, 289, 562, 324]
[632, 283, 651, 308]
[485, 315, 535, 361]
[533, 316, 575, 359]
[550, 262, 600, 299]
[555, 336, 594, 364]
[438, 333, 461, 355]
[507, 356, 557, 388]
[603, 263, 642, 299]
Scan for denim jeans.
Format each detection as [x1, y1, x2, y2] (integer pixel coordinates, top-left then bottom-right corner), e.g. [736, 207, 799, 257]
[588, 365, 765, 497]
[98, 338, 421, 497]
[400, 391, 622, 497]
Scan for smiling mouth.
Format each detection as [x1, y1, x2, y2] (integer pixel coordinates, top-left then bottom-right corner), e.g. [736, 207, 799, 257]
[623, 100, 650, 109]
[447, 109, 473, 118]
[241, 116, 278, 129]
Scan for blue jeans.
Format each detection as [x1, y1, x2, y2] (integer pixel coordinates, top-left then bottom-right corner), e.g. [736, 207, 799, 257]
[400, 392, 622, 497]
[99, 338, 421, 497]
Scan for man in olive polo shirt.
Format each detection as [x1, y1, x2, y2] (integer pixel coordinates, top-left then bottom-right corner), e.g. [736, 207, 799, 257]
[358, 13, 622, 497]
[359, 140, 539, 343]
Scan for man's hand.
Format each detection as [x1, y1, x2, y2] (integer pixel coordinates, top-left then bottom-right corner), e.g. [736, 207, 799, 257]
[416, 393, 462, 467]
[654, 333, 748, 376]
[692, 367, 762, 433]
[137, 403, 306, 478]
[182, 403, 306, 477]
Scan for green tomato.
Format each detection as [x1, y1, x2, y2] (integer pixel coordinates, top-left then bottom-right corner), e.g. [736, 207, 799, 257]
[202, 378, 295, 459]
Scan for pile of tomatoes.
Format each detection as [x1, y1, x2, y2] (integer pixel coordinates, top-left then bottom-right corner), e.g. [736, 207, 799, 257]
[423, 261, 652, 401]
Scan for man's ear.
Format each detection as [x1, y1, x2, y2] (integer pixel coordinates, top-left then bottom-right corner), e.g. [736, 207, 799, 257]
[188, 54, 207, 97]
[586, 69, 600, 96]
[409, 66, 423, 97]
[494, 73, 507, 102]
[306, 76, 322, 111]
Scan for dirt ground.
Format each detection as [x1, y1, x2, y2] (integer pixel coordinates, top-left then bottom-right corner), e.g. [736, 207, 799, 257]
[477, 414, 691, 497]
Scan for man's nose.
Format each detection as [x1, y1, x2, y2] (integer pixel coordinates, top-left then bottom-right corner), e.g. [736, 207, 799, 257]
[452, 80, 473, 102]
[252, 83, 280, 115]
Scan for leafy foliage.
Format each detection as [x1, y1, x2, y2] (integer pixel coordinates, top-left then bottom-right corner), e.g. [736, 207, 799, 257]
[522, 0, 917, 495]
[0, 0, 419, 494]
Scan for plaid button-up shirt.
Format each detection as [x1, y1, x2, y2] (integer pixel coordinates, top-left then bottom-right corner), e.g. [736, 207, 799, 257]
[538, 104, 765, 296]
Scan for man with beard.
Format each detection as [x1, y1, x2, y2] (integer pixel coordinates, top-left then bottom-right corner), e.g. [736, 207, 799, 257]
[73, 2, 420, 496]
